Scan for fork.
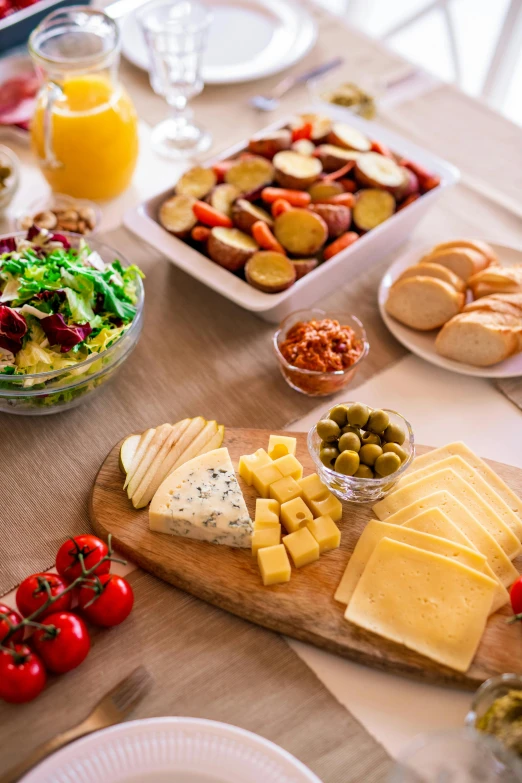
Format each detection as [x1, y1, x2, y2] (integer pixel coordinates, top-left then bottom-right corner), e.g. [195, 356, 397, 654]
[1, 666, 153, 783]
[249, 57, 343, 111]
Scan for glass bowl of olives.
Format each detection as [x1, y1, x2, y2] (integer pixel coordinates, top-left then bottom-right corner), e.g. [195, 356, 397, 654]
[308, 401, 415, 503]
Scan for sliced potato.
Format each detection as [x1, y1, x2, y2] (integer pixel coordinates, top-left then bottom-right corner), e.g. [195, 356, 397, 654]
[158, 194, 197, 237]
[208, 226, 259, 271]
[231, 198, 273, 234]
[315, 145, 361, 172]
[292, 113, 332, 142]
[327, 122, 371, 152]
[355, 152, 407, 191]
[274, 209, 328, 256]
[273, 150, 322, 190]
[175, 166, 217, 199]
[310, 203, 351, 239]
[207, 183, 240, 217]
[245, 251, 296, 293]
[353, 189, 395, 232]
[292, 139, 316, 156]
[308, 180, 344, 202]
[119, 433, 140, 474]
[292, 258, 319, 280]
[224, 156, 274, 194]
[248, 130, 291, 159]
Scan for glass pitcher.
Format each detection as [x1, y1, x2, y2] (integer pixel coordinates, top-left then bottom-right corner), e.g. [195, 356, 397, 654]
[29, 7, 139, 201]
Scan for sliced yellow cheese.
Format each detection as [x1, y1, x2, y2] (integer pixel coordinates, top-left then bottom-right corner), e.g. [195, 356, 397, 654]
[385, 491, 518, 587]
[345, 537, 497, 673]
[335, 519, 489, 608]
[373, 468, 521, 559]
[399, 455, 522, 541]
[411, 442, 522, 525]
[400, 508, 508, 613]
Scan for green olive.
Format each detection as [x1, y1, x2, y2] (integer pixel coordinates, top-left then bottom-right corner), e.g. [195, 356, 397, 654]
[346, 402, 370, 428]
[359, 443, 383, 467]
[367, 409, 390, 434]
[329, 404, 348, 428]
[354, 464, 374, 479]
[334, 450, 360, 476]
[374, 452, 401, 477]
[320, 446, 340, 469]
[338, 431, 361, 453]
[316, 419, 341, 442]
[361, 431, 381, 446]
[383, 422, 406, 445]
[342, 424, 361, 437]
[383, 442, 409, 462]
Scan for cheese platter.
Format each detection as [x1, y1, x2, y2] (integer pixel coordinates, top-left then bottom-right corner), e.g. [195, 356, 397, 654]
[90, 417, 522, 690]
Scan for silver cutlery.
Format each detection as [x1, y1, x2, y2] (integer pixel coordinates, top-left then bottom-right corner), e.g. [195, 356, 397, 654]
[249, 56, 343, 112]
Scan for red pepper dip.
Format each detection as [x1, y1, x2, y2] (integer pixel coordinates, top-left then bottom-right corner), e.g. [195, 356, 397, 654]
[280, 318, 363, 372]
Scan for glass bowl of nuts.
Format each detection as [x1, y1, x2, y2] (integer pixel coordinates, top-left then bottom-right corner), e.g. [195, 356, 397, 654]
[308, 401, 415, 503]
[17, 193, 101, 235]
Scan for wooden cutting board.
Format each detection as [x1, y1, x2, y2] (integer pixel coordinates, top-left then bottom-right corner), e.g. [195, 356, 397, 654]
[90, 428, 522, 689]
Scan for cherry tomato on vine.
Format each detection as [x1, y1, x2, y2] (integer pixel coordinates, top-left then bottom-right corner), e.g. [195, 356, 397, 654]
[16, 573, 72, 619]
[78, 574, 134, 627]
[510, 576, 522, 617]
[56, 535, 110, 583]
[0, 603, 23, 644]
[33, 611, 90, 674]
[0, 644, 46, 703]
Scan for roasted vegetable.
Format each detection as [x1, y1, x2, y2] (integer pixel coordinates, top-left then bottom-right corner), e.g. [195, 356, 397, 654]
[158, 194, 198, 237]
[315, 145, 361, 172]
[292, 258, 319, 280]
[175, 166, 217, 199]
[207, 227, 259, 271]
[274, 209, 328, 256]
[193, 201, 233, 228]
[245, 251, 296, 293]
[308, 180, 344, 202]
[248, 130, 291, 159]
[273, 150, 322, 190]
[353, 189, 395, 231]
[231, 199, 273, 233]
[323, 231, 359, 260]
[207, 183, 240, 217]
[310, 203, 351, 239]
[225, 156, 275, 194]
[327, 123, 371, 152]
[252, 221, 285, 254]
[355, 152, 408, 193]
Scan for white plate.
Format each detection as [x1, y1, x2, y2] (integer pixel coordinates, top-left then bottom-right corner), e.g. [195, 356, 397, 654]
[121, 0, 317, 85]
[378, 241, 522, 378]
[19, 717, 322, 783]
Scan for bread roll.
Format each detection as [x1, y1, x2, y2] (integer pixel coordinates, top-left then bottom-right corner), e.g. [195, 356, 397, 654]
[464, 296, 522, 319]
[385, 276, 465, 331]
[396, 262, 466, 292]
[419, 248, 489, 282]
[436, 313, 519, 366]
[427, 239, 498, 267]
[468, 266, 522, 299]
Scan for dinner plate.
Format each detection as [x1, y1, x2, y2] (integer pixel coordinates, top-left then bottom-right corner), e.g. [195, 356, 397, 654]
[19, 717, 322, 783]
[378, 240, 522, 378]
[120, 0, 317, 84]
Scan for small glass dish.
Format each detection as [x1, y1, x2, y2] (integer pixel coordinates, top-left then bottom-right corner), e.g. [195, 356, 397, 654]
[307, 72, 382, 120]
[466, 673, 522, 736]
[0, 145, 20, 214]
[273, 309, 369, 398]
[308, 404, 414, 504]
[16, 193, 102, 235]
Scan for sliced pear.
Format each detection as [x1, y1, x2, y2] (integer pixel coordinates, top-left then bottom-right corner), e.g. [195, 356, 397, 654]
[171, 420, 218, 472]
[119, 434, 140, 474]
[131, 419, 190, 509]
[123, 428, 155, 490]
[196, 424, 225, 456]
[127, 423, 173, 500]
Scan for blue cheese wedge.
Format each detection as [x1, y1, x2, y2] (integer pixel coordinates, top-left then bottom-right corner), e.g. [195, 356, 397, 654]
[149, 448, 253, 547]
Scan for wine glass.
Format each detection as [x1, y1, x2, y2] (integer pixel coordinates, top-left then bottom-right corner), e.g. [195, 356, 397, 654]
[137, 0, 212, 158]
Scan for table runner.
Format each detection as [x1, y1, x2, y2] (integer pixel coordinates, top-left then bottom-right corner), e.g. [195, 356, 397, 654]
[0, 570, 392, 780]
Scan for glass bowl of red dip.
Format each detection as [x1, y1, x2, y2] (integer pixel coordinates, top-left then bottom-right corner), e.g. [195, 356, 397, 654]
[273, 309, 369, 397]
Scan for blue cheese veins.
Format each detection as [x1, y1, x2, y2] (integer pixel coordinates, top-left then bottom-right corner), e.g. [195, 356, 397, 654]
[149, 448, 253, 547]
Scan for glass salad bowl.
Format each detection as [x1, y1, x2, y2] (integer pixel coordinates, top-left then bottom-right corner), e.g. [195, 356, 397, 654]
[0, 232, 144, 415]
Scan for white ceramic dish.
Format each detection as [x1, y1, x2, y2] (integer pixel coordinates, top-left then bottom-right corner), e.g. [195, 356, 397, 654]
[19, 717, 322, 783]
[120, 0, 317, 84]
[378, 240, 522, 378]
[124, 106, 459, 323]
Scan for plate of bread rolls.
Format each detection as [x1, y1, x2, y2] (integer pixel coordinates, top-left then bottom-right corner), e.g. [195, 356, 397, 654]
[378, 239, 522, 377]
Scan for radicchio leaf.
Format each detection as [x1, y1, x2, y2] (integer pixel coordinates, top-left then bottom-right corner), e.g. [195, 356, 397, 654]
[41, 313, 92, 353]
[50, 233, 71, 249]
[26, 225, 41, 242]
[0, 237, 16, 255]
[0, 305, 27, 354]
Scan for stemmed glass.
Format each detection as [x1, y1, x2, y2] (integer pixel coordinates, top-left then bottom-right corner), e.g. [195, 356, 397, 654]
[137, 0, 212, 158]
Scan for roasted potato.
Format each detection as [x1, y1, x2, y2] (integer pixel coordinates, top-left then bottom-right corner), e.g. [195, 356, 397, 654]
[274, 209, 328, 256]
[273, 150, 322, 190]
[353, 189, 395, 232]
[207, 227, 259, 271]
[159, 194, 197, 238]
[231, 199, 274, 233]
[291, 113, 332, 143]
[327, 122, 371, 152]
[207, 183, 240, 217]
[175, 166, 217, 199]
[355, 152, 408, 194]
[308, 180, 344, 202]
[309, 203, 351, 239]
[292, 258, 319, 280]
[248, 129, 292, 159]
[224, 156, 274, 194]
[291, 139, 316, 156]
[315, 145, 361, 173]
[245, 251, 296, 293]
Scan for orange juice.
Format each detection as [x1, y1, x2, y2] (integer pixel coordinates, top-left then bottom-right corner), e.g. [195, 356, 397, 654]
[31, 74, 139, 201]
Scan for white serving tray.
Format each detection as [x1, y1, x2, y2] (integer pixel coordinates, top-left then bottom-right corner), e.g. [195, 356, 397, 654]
[124, 107, 460, 323]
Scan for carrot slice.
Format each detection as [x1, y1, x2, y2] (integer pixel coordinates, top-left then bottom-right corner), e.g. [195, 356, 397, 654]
[212, 161, 233, 183]
[399, 158, 440, 191]
[193, 201, 233, 228]
[323, 161, 356, 181]
[421, 175, 441, 192]
[261, 187, 311, 207]
[397, 193, 420, 211]
[323, 231, 359, 260]
[314, 193, 355, 208]
[370, 140, 394, 158]
[271, 199, 293, 218]
[252, 220, 285, 254]
[291, 122, 313, 142]
[338, 178, 357, 193]
[191, 225, 211, 241]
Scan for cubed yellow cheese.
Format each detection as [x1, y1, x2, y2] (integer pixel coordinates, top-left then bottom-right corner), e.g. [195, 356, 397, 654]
[252, 462, 284, 498]
[268, 435, 297, 460]
[272, 454, 303, 481]
[254, 498, 280, 529]
[252, 526, 281, 555]
[258, 544, 291, 586]
[270, 476, 302, 505]
[298, 473, 329, 503]
[284, 527, 320, 568]
[309, 493, 343, 523]
[280, 497, 313, 533]
[307, 515, 341, 553]
[345, 538, 497, 673]
[238, 449, 272, 485]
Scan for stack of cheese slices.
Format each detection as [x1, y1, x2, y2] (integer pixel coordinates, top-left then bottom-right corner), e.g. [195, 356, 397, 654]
[336, 441, 522, 673]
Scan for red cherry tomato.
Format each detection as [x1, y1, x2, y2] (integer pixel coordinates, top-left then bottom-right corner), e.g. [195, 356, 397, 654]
[0, 644, 46, 703]
[510, 576, 522, 617]
[16, 573, 72, 619]
[0, 603, 23, 644]
[78, 574, 134, 627]
[56, 535, 110, 583]
[33, 611, 90, 674]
